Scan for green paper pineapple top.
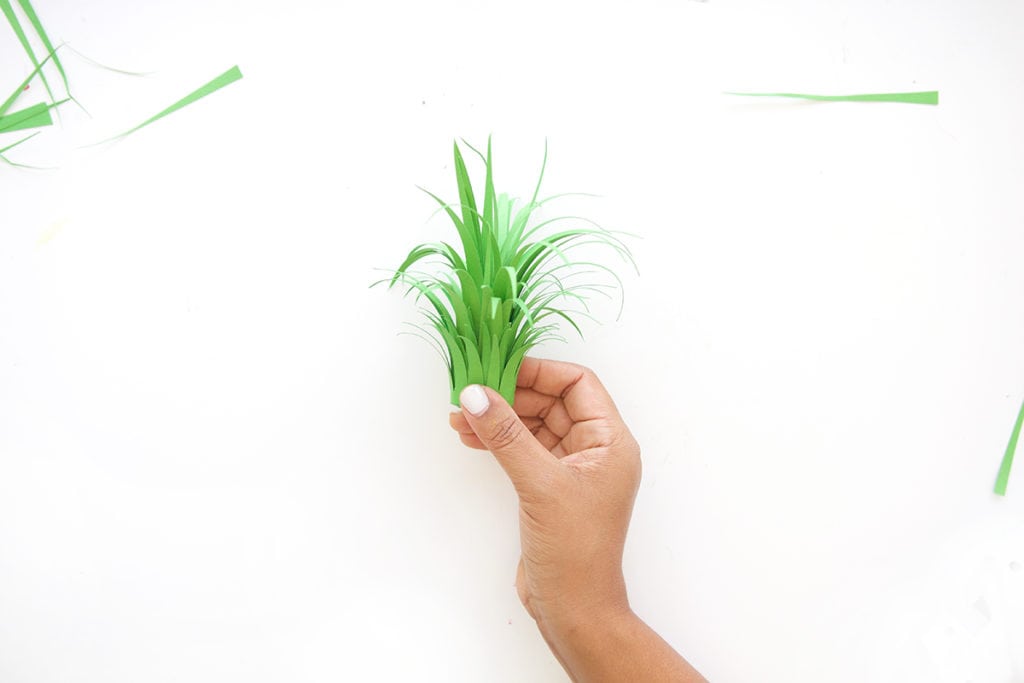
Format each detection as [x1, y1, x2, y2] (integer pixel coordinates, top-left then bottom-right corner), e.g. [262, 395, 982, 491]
[379, 138, 632, 405]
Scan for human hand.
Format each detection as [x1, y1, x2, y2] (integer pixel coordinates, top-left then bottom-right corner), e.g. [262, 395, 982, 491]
[448, 357, 641, 633]
[450, 358, 706, 681]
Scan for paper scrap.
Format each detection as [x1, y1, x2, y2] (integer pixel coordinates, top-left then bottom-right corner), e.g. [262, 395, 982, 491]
[726, 90, 939, 105]
[995, 397, 1023, 496]
[0, 100, 62, 133]
[0, 0, 67, 104]
[96, 65, 243, 144]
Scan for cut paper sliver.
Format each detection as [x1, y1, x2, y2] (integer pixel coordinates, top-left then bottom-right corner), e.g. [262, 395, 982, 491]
[996, 398, 1023, 496]
[93, 65, 243, 145]
[726, 90, 938, 105]
[0, 99, 64, 133]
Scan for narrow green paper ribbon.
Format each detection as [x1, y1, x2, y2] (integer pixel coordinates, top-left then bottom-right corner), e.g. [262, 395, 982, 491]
[995, 397, 1024, 496]
[0, 99, 65, 133]
[93, 65, 242, 144]
[726, 91, 939, 105]
[13, 0, 68, 93]
[2, 3, 242, 166]
[0, 0, 66, 104]
[0, 130, 43, 167]
[0, 130, 34, 153]
[1, 46, 59, 116]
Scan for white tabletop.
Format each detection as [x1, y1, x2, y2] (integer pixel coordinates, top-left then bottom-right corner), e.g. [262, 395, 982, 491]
[2, 1, 1022, 681]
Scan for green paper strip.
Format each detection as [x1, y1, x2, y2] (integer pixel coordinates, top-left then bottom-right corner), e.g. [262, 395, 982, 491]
[1, 47, 59, 116]
[14, 0, 68, 94]
[726, 91, 939, 105]
[0, 99, 65, 133]
[995, 397, 1024, 496]
[0, 130, 36, 154]
[0, 0, 57, 103]
[0, 130, 42, 167]
[99, 65, 243, 143]
[62, 44, 154, 77]
[0, 107, 51, 132]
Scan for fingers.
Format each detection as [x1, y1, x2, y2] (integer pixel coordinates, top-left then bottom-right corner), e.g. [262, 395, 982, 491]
[458, 385, 558, 493]
[511, 388, 574, 437]
[448, 358, 623, 464]
[452, 388, 572, 438]
[516, 357, 621, 423]
[451, 411, 565, 454]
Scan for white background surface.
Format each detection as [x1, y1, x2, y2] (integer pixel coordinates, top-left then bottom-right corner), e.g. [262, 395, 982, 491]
[2, 1, 1023, 681]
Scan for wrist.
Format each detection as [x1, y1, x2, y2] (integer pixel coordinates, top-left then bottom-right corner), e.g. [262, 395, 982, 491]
[538, 602, 644, 682]
[535, 585, 634, 655]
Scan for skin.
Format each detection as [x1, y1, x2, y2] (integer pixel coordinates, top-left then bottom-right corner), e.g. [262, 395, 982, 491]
[449, 357, 707, 682]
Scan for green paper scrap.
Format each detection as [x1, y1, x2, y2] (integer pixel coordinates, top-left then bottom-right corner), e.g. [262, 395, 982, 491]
[14, 0, 68, 93]
[0, 0, 65, 104]
[0, 99, 65, 133]
[726, 91, 939, 105]
[995, 397, 1024, 496]
[97, 65, 243, 143]
[61, 44, 154, 77]
[0, 102, 51, 132]
[376, 138, 634, 405]
[0, 130, 41, 167]
[2, 2, 242, 167]
[0, 130, 34, 153]
[1, 47, 59, 116]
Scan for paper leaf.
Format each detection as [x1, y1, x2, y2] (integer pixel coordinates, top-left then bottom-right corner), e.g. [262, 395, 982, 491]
[379, 138, 633, 406]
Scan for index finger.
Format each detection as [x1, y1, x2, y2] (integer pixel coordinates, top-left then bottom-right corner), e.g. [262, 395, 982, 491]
[515, 357, 621, 423]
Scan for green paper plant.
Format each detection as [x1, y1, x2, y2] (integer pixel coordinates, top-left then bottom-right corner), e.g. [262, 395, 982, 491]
[377, 138, 633, 405]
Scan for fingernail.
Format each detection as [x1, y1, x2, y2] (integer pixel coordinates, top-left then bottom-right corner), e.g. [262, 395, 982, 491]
[460, 385, 489, 416]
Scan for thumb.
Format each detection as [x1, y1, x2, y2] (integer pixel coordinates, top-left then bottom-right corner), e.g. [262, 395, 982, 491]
[459, 384, 557, 492]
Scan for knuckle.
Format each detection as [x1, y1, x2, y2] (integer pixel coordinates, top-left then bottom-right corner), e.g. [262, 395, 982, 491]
[488, 415, 524, 451]
[565, 362, 590, 379]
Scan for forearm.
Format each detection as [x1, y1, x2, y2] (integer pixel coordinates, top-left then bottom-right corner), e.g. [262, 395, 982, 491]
[539, 606, 707, 683]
